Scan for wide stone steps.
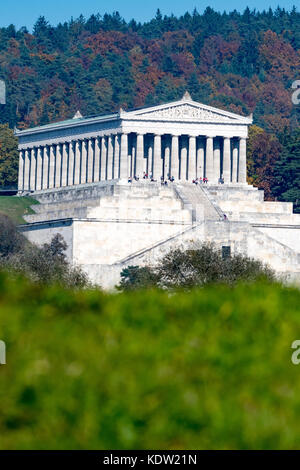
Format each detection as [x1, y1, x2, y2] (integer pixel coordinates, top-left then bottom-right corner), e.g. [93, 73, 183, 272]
[174, 183, 224, 221]
[24, 206, 91, 223]
[30, 197, 101, 214]
[24, 182, 191, 224]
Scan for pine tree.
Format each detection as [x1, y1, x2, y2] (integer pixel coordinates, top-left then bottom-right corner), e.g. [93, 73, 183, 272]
[274, 128, 300, 213]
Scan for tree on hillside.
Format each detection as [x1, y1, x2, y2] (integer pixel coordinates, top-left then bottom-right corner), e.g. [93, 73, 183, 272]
[0, 214, 25, 257]
[246, 125, 282, 199]
[0, 215, 89, 287]
[0, 124, 19, 188]
[273, 127, 300, 213]
[8, 233, 88, 287]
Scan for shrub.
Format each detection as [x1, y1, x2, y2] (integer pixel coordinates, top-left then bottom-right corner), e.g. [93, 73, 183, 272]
[0, 215, 88, 288]
[0, 214, 25, 257]
[118, 244, 275, 290]
[117, 265, 159, 291]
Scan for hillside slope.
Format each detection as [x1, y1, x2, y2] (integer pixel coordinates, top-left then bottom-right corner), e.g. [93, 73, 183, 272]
[0, 196, 38, 223]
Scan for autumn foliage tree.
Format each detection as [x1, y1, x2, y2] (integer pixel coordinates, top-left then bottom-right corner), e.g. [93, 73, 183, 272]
[247, 125, 282, 199]
[0, 124, 19, 187]
[0, 7, 299, 204]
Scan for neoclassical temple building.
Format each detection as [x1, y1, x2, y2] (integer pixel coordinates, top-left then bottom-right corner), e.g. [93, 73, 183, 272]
[17, 92, 251, 190]
[16, 93, 300, 287]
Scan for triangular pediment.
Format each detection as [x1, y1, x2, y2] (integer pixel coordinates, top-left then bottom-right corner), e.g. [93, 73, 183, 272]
[123, 95, 252, 124]
[135, 103, 237, 122]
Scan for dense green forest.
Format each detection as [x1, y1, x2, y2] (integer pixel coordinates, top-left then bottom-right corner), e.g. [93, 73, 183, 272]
[0, 7, 299, 208]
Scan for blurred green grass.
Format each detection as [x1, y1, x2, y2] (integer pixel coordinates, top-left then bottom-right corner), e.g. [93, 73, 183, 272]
[0, 272, 299, 449]
[0, 196, 38, 224]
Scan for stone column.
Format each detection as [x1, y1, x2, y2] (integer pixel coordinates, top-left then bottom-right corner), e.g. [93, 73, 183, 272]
[180, 137, 187, 181]
[223, 137, 231, 183]
[171, 135, 179, 180]
[29, 148, 36, 190]
[148, 142, 153, 177]
[135, 134, 144, 178]
[61, 143, 68, 187]
[74, 141, 81, 185]
[80, 140, 87, 184]
[119, 133, 128, 180]
[55, 144, 62, 188]
[42, 146, 49, 189]
[87, 139, 94, 183]
[205, 137, 214, 182]
[68, 142, 75, 186]
[114, 135, 120, 179]
[93, 137, 100, 182]
[188, 135, 196, 181]
[107, 135, 114, 180]
[132, 141, 137, 178]
[48, 145, 55, 189]
[100, 136, 107, 180]
[238, 137, 247, 184]
[23, 149, 31, 190]
[164, 143, 170, 180]
[143, 137, 149, 175]
[231, 140, 238, 183]
[213, 138, 221, 183]
[197, 138, 205, 179]
[152, 134, 161, 180]
[36, 147, 43, 190]
[18, 150, 24, 191]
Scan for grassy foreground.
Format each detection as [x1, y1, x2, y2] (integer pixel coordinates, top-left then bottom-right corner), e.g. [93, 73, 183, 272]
[0, 196, 38, 224]
[0, 272, 300, 449]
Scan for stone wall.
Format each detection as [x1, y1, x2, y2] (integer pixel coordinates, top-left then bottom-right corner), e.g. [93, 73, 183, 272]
[20, 219, 74, 260]
[19, 180, 300, 289]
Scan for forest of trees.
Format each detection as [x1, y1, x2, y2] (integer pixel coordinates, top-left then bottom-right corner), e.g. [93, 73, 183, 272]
[0, 7, 299, 209]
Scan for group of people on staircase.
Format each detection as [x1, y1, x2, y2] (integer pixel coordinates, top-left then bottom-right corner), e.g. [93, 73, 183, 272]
[192, 177, 209, 184]
[128, 172, 227, 186]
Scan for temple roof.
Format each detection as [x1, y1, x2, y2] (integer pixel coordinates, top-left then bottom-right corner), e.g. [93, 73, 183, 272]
[15, 91, 252, 137]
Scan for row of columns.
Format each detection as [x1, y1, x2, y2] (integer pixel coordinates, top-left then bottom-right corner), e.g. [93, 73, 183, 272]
[18, 133, 247, 191]
[18, 134, 128, 191]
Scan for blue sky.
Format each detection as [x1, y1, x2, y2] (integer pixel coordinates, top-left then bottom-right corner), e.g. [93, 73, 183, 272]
[0, 0, 297, 31]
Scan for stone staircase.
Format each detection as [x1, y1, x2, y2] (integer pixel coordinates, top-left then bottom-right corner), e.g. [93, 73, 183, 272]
[174, 183, 224, 221]
[199, 185, 225, 220]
